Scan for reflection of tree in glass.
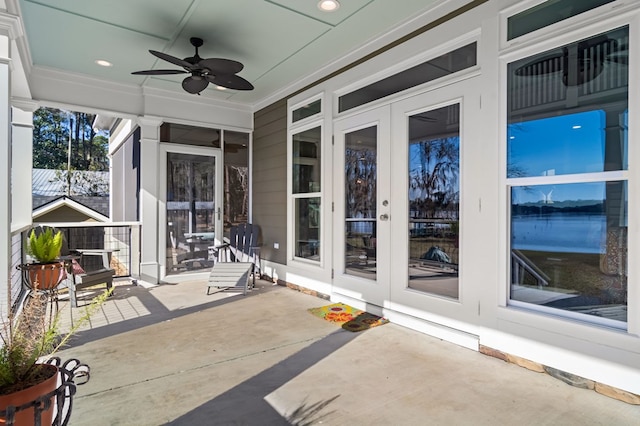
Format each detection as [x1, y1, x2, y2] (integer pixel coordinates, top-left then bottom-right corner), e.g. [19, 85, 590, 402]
[225, 165, 248, 225]
[345, 148, 376, 218]
[409, 136, 459, 219]
[507, 123, 530, 179]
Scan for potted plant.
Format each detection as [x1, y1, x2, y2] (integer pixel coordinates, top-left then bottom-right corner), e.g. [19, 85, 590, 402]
[0, 290, 110, 425]
[24, 227, 65, 290]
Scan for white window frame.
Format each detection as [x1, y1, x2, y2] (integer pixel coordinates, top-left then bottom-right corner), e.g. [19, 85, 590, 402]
[498, 7, 639, 336]
[287, 94, 325, 268]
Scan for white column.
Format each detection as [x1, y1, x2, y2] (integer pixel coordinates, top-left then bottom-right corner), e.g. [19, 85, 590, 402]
[0, 32, 11, 315]
[138, 116, 163, 283]
[0, 11, 23, 316]
[11, 100, 38, 233]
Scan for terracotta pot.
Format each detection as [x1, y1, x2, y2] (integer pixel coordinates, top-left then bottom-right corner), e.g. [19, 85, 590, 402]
[26, 262, 65, 290]
[0, 364, 59, 425]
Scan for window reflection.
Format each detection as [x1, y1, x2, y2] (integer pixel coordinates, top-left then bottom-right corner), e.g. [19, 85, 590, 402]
[507, 26, 628, 325]
[295, 198, 320, 260]
[510, 182, 627, 321]
[345, 126, 377, 278]
[293, 128, 321, 194]
[292, 127, 321, 262]
[166, 153, 216, 274]
[407, 104, 460, 299]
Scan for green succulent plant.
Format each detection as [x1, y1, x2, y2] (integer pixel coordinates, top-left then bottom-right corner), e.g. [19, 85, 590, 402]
[26, 227, 63, 263]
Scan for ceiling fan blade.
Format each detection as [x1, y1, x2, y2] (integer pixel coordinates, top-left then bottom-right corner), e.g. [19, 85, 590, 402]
[182, 76, 209, 94]
[198, 58, 244, 74]
[150, 50, 194, 69]
[132, 69, 188, 75]
[206, 74, 254, 91]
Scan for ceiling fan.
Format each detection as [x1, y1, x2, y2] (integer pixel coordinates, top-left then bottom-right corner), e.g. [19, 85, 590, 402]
[132, 37, 254, 94]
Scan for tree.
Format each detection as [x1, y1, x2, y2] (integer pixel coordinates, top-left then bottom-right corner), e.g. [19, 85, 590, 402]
[33, 108, 69, 169]
[33, 107, 109, 172]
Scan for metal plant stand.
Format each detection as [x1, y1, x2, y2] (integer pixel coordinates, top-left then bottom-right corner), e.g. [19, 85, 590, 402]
[0, 358, 90, 426]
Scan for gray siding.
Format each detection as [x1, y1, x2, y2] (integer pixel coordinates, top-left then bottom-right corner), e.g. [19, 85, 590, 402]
[10, 232, 24, 311]
[253, 99, 287, 265]
[112, 129, 140, 222]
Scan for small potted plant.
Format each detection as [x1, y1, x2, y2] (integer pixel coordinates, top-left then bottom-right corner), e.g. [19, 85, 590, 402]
[0, 290, 110, 424]
[24, 227, 65, 290]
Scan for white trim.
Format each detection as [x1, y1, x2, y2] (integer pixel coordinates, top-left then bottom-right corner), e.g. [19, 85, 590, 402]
[287, 116, 325, 269]
[506, 171, 629, 186]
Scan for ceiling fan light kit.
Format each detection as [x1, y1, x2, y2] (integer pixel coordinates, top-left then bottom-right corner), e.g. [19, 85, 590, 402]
[132, 37, 254, 94]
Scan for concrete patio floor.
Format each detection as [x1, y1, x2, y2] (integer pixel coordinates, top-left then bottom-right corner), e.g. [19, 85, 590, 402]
[53, 277, 640, 425]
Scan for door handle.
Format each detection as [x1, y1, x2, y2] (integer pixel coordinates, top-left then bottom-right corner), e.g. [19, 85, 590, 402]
[379, 213, 389, 221]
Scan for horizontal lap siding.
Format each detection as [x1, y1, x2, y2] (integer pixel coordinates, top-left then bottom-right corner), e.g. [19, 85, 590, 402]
[10, 232, 24, 311]
[253, 100, 287, 265]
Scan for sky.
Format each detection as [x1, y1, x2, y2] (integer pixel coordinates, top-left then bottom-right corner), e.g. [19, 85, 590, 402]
[508, 109, 627, 204]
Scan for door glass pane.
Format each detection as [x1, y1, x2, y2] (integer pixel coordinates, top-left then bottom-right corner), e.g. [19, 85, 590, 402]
[408, 104, 460, 299]
[345, 126, 377, 279]
[166, 153, 216, 274]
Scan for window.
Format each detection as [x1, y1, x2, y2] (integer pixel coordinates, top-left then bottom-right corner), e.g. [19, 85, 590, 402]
[292, 126, 322, 261]
[160, 122, 221, 148]
[292, 99, 321, 123]
[507, 0, 616, 41]
[339, 43, 477, 113]
[506, 27, 628, 327]
[223, 131, 249, 237]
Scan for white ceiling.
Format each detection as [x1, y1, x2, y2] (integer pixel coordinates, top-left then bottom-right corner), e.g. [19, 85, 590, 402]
[9, 0, 448, 110]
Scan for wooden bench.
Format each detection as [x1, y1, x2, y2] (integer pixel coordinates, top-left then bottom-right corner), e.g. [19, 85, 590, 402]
[67, 249, 116, 307]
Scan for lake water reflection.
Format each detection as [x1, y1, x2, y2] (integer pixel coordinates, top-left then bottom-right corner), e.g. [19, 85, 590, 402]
[512, 213, 605, 254]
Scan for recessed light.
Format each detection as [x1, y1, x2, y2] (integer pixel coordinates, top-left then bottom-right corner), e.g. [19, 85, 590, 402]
[95, 59, 112, 67]
[318, 0, 340, 12]
[216, 86, 227, 91]
[572, 125, 582, 129]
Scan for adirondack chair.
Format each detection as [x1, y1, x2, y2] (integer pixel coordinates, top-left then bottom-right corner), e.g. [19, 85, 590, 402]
[207, 223, 261, 295]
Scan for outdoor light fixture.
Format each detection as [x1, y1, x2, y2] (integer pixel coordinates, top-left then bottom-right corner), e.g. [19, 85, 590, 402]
[318, 0, 340, 12]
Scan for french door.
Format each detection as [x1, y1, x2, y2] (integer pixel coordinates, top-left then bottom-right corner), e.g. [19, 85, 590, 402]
[160, 144, 223, 278]
[332, 106, 392, 307]
[332, 77, 481, 327]
[389, 79, 480, 325]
